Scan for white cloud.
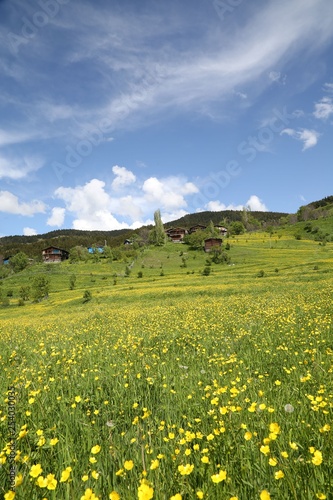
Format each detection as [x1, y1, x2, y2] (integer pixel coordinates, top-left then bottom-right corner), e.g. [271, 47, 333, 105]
[205, 195, 267, 212]
[268, 71, 287, 85]
[47, 207, 66, 227]
[39, 102, 75, 123]
[111, 165, 136, 190]
[205, 200, 240, 211]
[323, 83, 333, 92]
[142, 177, 198, 211]
[0, 191, 46, 216]
[0, 155, 44, 180]
[0, 129, 37, 147]
[233, 90, 247, 100]
[246, 195, 268, 211]
[281, 128, 319, 150]
[23, 227, 37, 236]
[313, 97, 333, 120]
[54, 174, 198, 231]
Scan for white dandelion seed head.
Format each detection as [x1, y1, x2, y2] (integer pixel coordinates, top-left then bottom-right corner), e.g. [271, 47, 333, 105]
[284, 404, 294, 413]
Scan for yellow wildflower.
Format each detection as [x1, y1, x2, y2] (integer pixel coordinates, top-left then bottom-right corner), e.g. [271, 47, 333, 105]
[109, 492, 120, 500]
[60, 466, 72, 482]
[4, 492, 16, 500]
[46, 473, 57, 490]
[274, 470, 284, 480]
[312, 450, 323, 466]
[211, 470, 227, 483]
[81, 488, 99, 500]
[124, 460, 134, 470]
[30, 464, 43, 478]
[138, 479, 154, 500]
[178, 463, 194, 475]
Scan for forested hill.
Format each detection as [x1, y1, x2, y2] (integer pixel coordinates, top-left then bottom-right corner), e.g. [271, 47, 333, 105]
[0, 209, 288, 259]
[0, 228, 135, 259]
[164, 210, 289, 229]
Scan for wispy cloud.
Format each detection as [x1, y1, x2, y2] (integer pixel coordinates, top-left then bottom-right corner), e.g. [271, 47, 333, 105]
[268, 71, 287, 85]
[2, 0, 333, 140]
[313, 97, 333, 120]
[0, 154, 44, 180]
[281, 128, 320, 151]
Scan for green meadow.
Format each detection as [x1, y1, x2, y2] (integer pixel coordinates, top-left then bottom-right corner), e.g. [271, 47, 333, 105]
[0, 233, 332, 499]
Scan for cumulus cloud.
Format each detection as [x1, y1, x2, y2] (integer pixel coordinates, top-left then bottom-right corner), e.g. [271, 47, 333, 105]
[142, 176, 198, 210]
[0, 191, 46, 215]
[281, 128, 319, 150]
[313, 97, 333, 120]
[246, 195, 268, 211]
[47, 207, 66, 227]
[205, 195, 267, 212]
[54, 174, 198, 231]
[111, 165, 136, 190]
[23, 227, 37, 236]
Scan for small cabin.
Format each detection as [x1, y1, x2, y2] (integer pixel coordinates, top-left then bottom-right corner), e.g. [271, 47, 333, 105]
[42, 246, 69, 263]
[214, 225, 228, 235]
[123, 239, 132, 245]
[204, 238, 222, 252]
[188, 224, 207, 234]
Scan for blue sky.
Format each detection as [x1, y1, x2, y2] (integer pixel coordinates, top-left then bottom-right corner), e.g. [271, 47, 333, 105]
[1, 0, 333, 237]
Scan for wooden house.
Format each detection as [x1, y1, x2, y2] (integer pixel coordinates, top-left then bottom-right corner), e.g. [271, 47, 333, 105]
[204, 237, 222, 252]
[42, 246, 69, 263]
[214, 225, 228, 235]
[165, 227, 188, 242]
[188, 224, 207, 234]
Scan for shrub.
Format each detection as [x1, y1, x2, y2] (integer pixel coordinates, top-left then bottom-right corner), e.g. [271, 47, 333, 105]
[257, 270, 265, 278]
[83, 290, 92, 303]
[69, 274, 76, 290]
[202, 267, 211, 276]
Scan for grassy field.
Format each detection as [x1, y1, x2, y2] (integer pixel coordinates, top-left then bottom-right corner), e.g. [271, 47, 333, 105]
[0, 234, 332, 499]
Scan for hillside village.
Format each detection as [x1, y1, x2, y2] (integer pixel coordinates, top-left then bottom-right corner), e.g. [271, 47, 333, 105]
[1, 197, 333, 269]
